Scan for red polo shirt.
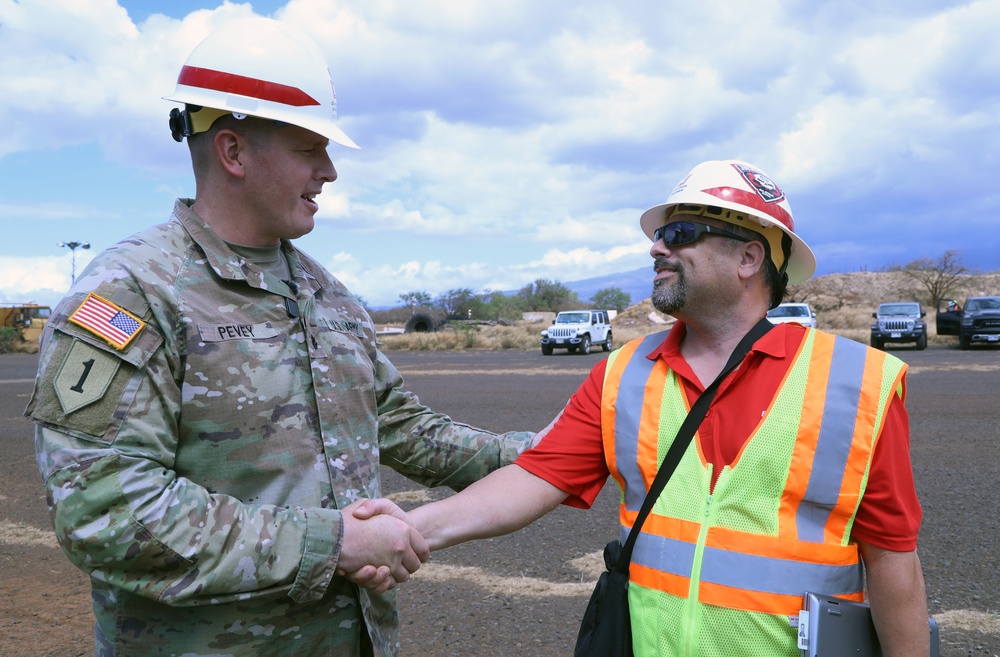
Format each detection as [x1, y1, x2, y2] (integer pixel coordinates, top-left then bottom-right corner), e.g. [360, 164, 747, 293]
[516, 322, 921, 551]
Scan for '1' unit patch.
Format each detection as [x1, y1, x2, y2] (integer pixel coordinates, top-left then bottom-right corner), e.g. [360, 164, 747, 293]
[69, 293, 146, 350]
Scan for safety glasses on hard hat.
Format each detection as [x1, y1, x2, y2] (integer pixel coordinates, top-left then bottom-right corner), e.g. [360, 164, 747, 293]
[653, 221, 753, 248]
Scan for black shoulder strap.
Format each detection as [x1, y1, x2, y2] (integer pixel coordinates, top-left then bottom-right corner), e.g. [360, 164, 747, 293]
[614, 316, 774, 573]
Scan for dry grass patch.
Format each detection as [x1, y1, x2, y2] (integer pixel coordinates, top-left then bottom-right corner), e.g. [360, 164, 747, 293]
[414, 562, 595, 597]
[380, 324, 539, 351]
[908, 362, 1000, 375]
[0, 520, 57, 548]
[379, 314, 665, 352]
[409, 550, 606, 599]
[567, 550, 605, 580]
[935, 609, 1000, 633]
[386, 489, 434, 505]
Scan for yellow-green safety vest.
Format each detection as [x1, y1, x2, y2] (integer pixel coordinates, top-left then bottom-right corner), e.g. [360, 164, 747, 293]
[601, 328, 906, 657]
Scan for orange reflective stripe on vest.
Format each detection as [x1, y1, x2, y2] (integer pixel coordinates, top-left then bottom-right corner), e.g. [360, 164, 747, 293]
[781, 331, 892, 543]
[602, 329, 670, 514]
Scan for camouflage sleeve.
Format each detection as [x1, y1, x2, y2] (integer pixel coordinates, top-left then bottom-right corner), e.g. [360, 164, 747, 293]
[29, 304, 343, 606]
[371, 348, 535, 490]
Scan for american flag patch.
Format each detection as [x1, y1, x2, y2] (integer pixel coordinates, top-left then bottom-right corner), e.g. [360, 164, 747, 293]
[68, 293, 146, 350]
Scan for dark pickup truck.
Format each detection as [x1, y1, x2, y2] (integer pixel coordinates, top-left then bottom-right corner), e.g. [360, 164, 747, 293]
[936, 296, 1000, 349]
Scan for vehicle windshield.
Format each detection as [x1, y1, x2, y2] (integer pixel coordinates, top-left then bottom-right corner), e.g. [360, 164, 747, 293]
[966, 298, 1000, 312]
[767, 305, 808, 318]
[879, 304, 919, 316]
[555, 312, 590, 324]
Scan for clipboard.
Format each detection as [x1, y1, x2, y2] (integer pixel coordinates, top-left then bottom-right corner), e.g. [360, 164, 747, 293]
[798, 592, 938, 657]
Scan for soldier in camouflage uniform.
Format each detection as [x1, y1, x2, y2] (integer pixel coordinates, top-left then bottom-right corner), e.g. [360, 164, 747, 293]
[26, 18, 534, 657]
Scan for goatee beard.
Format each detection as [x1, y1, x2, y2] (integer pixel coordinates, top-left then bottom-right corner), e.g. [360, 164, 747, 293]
[651, 259, 685, 315]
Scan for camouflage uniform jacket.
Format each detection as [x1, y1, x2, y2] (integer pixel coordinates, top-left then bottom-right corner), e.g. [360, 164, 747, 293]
[27, 199, 534, 657]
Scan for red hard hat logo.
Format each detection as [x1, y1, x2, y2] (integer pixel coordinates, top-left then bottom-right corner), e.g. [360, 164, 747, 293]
[732, 162, 784, 203]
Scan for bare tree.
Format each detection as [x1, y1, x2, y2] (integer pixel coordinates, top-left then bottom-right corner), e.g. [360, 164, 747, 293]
[902, 250, 969, 306]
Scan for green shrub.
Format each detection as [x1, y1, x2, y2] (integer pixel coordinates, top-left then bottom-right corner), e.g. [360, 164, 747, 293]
[455, 324, 480, 348]
[0, 328, 19, 354]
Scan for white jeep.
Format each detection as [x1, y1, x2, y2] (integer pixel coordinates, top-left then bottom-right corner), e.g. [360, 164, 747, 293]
[540, 310, 613, 355]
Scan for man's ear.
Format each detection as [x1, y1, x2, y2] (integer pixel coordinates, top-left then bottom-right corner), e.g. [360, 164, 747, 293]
[213, 129, 246, 179]
[737, 240, 768, 280]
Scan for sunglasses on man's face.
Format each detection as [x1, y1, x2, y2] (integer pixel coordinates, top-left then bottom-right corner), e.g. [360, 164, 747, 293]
[652, 220, 752, 248]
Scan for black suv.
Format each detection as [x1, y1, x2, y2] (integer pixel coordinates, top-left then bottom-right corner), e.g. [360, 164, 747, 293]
[871, 302, 927, 350]
[936, 296, 1000, 349]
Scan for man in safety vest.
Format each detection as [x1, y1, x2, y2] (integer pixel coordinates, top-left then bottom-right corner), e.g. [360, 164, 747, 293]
[353, 159, 930, 656]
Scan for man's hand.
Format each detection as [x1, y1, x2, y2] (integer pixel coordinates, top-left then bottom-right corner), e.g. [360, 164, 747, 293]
[336, 498, 428, 593]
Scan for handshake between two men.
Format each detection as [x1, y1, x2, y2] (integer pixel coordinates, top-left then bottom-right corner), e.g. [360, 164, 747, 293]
[335, 497, 430, 594]
[335, 464, 573, 594]
[336, 414, 569, 593]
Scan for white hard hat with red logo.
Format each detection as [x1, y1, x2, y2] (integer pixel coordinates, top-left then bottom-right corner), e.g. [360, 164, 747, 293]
[639, 159, 816, 285]
[164, 17, 359, 149]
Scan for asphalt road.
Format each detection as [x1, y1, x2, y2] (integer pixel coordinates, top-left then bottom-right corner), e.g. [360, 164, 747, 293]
[1, 343, 999, 656]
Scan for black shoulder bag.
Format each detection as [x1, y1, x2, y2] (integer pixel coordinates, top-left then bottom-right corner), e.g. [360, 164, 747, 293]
[574, 318, 773, 657]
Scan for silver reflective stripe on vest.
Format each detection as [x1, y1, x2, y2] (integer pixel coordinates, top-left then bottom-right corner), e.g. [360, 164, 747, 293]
[796, 336, 867, 543]
[630, 531, 864, 597]
[699, 544, 865, 596]
[630, 530, 697, 579]
[614, 331, 670, 513]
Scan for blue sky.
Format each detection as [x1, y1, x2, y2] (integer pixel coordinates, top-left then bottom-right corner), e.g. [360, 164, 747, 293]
[2, 0, 998, 309]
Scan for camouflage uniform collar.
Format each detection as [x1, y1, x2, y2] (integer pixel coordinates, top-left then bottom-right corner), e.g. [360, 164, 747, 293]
[171, 199, 319, 295]
[172, 199, 249, 283]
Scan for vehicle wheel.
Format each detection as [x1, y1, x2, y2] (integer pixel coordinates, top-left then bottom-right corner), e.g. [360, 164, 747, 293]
[870, 336, 883, 350]
[579, 335, 591, 355]
[603, 332, 613, 352]
[541, 344, 553, 355]
[916, 331, 927, 350]
[959, 333, 971, 350]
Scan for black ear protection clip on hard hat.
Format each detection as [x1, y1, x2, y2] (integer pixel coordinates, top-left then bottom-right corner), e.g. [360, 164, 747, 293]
[168, 106, 198, 142]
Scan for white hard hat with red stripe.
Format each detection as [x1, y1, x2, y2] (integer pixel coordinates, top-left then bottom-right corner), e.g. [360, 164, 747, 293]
[639, 160, 816, 285]
[164, 17, 358, 149]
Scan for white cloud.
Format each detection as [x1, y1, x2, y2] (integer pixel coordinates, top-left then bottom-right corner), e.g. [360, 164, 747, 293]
[327, 240, 650, 307]
[0, 253, 92, 305]
[1, 0, 998, 311]
[0, 202, 92, 221]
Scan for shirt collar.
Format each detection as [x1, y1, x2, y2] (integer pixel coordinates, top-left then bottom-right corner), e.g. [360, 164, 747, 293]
[646, 319, 793, 387]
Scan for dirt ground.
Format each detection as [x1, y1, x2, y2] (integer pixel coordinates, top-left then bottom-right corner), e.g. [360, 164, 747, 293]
[2, 347, 1000, 656]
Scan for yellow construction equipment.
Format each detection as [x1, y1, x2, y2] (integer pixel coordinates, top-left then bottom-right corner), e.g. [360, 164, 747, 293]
[1, 302, 51, 349]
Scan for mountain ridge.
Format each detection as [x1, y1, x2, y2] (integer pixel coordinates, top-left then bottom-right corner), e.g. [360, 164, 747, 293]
[560, 266, 652, 307]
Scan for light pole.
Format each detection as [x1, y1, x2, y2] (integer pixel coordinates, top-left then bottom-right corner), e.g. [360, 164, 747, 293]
[58, 240, 91, 284]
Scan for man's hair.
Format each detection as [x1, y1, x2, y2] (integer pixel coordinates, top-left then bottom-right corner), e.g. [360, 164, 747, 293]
[719, 221, 791, 309]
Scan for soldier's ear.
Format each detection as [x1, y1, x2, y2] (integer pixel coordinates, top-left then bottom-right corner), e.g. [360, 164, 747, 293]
[214, 129, 247, 179]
